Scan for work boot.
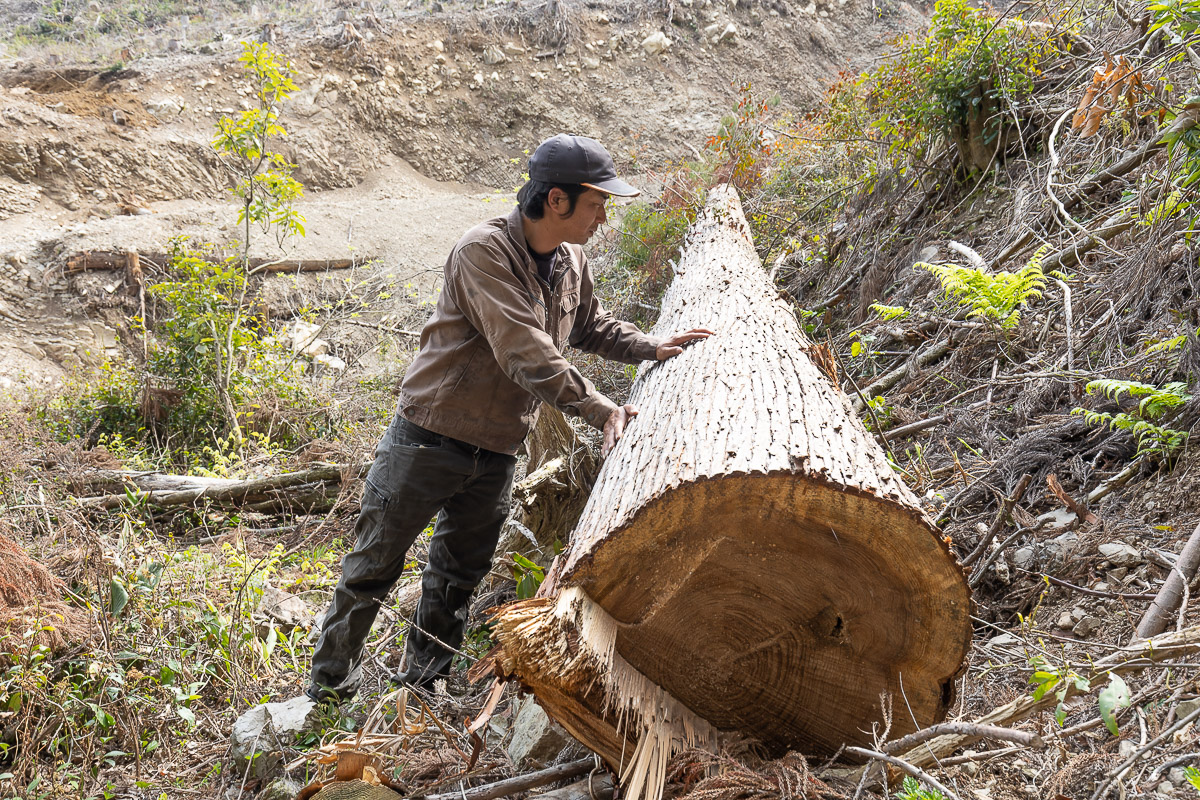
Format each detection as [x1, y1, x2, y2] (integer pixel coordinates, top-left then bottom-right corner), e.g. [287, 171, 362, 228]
[305, 683, 355, 706]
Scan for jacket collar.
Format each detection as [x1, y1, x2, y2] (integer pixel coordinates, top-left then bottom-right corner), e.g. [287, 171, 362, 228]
[506, 206, 572, 279]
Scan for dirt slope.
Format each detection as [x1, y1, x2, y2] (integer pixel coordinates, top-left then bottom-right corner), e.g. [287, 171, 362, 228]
[0, 0, 927, 387]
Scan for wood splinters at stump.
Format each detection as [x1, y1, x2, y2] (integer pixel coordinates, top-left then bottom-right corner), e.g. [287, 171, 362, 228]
[489, 186, 972, 800]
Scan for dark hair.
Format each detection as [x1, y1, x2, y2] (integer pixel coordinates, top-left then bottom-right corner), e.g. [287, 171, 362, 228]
[517, 180, 587, 220]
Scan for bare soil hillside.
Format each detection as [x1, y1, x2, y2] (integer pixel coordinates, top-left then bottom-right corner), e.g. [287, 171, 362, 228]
[0, 0, 927, 387]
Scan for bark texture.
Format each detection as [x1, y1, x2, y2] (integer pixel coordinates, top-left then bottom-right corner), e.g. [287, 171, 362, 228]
[492, 186, 971, 793]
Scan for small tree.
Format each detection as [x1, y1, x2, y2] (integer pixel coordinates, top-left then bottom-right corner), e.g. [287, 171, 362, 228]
[144, 42, 305, 449]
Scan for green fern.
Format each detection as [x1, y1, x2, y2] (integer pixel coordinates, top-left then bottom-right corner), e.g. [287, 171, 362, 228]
[1147, 326, 1199, 354]
[915, 246, 1061, 329]
[1083, 379, 1191, 418]
[895, 776, 945, 800]
[870, 303, 910, 322]
[1072, 379, 1192, 458]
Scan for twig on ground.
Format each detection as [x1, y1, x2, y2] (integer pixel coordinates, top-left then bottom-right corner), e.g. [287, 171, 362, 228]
[844, 746, 964, 800]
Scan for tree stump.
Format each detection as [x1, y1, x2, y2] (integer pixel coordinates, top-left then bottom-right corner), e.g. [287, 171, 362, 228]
[490, 186, 971, 799]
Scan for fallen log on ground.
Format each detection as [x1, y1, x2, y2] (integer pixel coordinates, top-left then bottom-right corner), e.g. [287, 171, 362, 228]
[488, 186, 972, 800]
[66, 250, 363, 273]
[1137, 520, 1200, 638]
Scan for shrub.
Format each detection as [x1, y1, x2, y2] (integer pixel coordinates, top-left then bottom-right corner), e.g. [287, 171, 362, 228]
[825, 0, 1064, 174]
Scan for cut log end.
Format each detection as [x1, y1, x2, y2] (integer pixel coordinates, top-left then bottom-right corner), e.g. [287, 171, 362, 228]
[560, 473, 968, 757]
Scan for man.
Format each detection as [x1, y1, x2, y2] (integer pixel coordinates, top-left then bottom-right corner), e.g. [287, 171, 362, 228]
[307, 134, 712, 702]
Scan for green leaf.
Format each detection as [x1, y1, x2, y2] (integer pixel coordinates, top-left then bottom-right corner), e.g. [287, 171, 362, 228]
[177, 706, 196, 727]
[109, 578, 129, 616]
[1098, 673, 1131, 735]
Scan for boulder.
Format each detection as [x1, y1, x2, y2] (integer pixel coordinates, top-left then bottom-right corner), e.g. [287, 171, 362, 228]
[483, 45, 507, 65]
[506, 696, 574, 767]
[640, 31, 672, 56]
[1099, 542, 1142, 568]
[257, 585, 313, 632]
[230, 695, 318, 780]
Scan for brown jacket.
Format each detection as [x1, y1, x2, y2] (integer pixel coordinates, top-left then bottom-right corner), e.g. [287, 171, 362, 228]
[398, 207, 662, 454]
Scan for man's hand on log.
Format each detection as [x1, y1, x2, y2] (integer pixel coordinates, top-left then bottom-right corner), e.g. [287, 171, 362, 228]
[655, 328, 714, 360]
[602, 404, 638, 458]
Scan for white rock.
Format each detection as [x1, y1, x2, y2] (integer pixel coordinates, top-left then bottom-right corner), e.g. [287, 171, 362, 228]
[719, 22, 738, 42]
[1099, 542, 1142, 568]
[702, 23, 722, 37]
[1072, 616, 1102, 638]
[507, 696, 574, 766]
[502, 42, 526, 55]
[313, 353, 346, 372]
[989, 633, 1019, 647]
[483, 45, 506, 65]
[1011, 546, 1035, 571]
[257, 586, 313, 630]
[429, 40, 444, 52]
[582, 56, 601, 69]
[1119, 739, 1138, 758]
[641, 31, 672, 55]
[286, 321, 327, 357]
[230, 696, 317, 779]
[145, 97, 183, 116]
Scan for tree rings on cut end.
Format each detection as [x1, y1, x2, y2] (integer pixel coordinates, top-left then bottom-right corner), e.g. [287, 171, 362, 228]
[565, 473, 972, 757]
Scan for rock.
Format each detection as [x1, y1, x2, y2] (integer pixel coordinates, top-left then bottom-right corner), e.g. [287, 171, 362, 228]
[198, 42, 217, 55]
[1119, 739, 1138, 758]
[719, 22, 738, 42]
[286, 321, 330, 358]
[230, 695, 318, 780]
[313, 353, 347, 372]
[582, 56, 601, 70]
[1072, 616, 1102, 638]
[257, 586, 313, 631]
[988, 633, 1019, 647]
[1157, 780, 1174, 795]
[506, 696, 573, 766]
[1099, 542, 1142, 568]
[1056, 612, 1074, 630]
[429, 40, 444, 52]
[1176, 698, 1200, 721]
[260, 777, 304, 800]
[1011, 546, 1035, 571]
[1107, 566, 1128, 583]
[483, 45, 507, 65]
[145, 97, 183, 117]
[502, 42, 526, 56]
[1170, 767, 1190, 785]
[641, 31, 672, 55]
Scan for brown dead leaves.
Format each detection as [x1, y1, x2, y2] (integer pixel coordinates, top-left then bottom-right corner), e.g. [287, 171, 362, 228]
[1072, 55, 1161, 137]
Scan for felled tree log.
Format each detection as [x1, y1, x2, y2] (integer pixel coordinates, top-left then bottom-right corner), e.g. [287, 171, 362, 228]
[490, 186, 971, 798]
[73, 462, 371, 513]
[66, 250, 361, 274]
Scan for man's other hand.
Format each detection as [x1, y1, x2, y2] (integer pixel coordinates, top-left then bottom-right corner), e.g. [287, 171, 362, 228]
[656, 328, 714, 360]
[602, 404, 638, 458]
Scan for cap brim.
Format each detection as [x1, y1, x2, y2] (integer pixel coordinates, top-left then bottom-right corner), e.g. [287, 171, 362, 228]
[581, 179, 641, 198]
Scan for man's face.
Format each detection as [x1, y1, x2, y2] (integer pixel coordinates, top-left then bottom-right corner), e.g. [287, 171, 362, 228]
[546, 187, 609, 245]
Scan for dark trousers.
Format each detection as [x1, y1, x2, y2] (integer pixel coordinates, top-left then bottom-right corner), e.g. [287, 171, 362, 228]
[308, 415, 517, 700]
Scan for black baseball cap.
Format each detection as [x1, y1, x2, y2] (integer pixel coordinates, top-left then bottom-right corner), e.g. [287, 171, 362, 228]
[528, 134, 640, 198]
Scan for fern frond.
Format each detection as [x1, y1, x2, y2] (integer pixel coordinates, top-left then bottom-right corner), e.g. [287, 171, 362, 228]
[870, 303, 910, 322]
